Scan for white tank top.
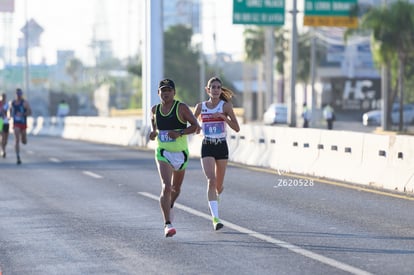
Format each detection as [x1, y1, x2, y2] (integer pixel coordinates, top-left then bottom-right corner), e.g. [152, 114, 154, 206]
[2, 102, 9, 123]
[200, 100, 226, 139]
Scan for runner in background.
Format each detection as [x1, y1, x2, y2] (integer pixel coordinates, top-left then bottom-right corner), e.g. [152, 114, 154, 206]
[11, 88, 32, 164]
[1, 93, 11, 158]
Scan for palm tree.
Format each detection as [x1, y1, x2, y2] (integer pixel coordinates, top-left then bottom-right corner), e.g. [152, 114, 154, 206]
[244, 27, 265, 63]
[244, 26, 286, 76]
[65, 58, 84, 84]
[244, 27, 322, 103]
[244, 26, 287, 105]
[350, 1, 414, 131]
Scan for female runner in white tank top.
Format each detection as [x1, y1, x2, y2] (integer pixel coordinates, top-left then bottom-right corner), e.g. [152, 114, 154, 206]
[193, 76, 240, 230]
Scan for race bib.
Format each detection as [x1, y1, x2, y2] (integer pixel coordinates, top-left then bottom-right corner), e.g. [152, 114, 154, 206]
[14, 114, 24, 123]
[158, 130, 174, 142]
[203, 121, 225, 136]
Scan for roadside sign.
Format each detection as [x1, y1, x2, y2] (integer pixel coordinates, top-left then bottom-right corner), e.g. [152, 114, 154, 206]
[233, 0, 285, 26]
[0, 65, 49, 85]
[304, 0, 358, 27]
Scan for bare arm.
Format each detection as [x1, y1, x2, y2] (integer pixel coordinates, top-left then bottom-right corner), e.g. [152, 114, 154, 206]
[193, 103, 202, 134]
[223, 102, 240, 132]
[176, 103, 200, 136]
[24, 101, 32, 116]
[193, 103, 202, 119]
[149, 105, 158, 140]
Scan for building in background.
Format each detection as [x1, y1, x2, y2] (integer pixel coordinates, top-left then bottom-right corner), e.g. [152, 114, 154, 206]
[163, 0, 200, 34]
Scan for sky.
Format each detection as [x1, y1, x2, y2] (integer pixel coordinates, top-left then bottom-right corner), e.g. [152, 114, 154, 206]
[1, 0, 247, 65]
[3, 0, 141, 65]
[0, 0, 308, 66]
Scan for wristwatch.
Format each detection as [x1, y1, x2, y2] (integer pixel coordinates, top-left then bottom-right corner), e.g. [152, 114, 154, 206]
[179, 129, 185, 136]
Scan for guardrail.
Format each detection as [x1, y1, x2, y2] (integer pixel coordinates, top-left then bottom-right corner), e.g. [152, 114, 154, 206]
[27, 116, 414, 194]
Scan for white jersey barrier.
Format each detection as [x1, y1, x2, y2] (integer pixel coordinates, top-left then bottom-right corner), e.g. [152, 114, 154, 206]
[29, 116, 147, 147]
[28, 117, 414, 194]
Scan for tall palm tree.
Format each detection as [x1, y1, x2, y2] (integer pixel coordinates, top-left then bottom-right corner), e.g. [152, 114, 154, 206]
[244, 27, 265, 63]
[353, 1, 414, 131]
[244, 27, 286, 76]
[65, 58, 84, 84]
[244, 27, 322, 101]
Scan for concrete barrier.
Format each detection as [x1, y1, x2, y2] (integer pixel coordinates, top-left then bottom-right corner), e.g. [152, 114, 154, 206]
[239, 125, 265, 166]
[394, 135, 414, 193]
[359, 134, 394, 189]
[29, 116, 414, 195]
[282, 127, 321, 175]
[312, 130, 365, 183]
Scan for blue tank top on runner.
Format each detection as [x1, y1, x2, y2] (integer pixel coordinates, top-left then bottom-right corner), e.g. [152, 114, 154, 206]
[12, 99, 27, 124]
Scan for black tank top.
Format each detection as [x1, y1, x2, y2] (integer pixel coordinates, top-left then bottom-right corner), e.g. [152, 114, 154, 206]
[156, 100, 186, 130]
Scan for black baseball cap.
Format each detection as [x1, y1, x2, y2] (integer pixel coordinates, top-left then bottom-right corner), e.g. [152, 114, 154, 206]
[158, 78, 175, 89]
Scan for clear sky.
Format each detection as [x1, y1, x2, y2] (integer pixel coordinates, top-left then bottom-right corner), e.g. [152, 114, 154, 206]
[2, 0, 248, 65]
[2, 0, 308, 66]
[6, 0, 141, 65]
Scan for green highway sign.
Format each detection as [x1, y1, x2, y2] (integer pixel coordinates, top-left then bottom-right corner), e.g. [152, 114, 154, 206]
[304, 0, 358, 27]
[0, 65, 49, 85]
[233, 0, 285, 26]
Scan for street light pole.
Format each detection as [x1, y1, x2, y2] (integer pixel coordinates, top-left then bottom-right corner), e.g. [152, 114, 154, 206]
[310, 27, 316, 125]
[199, 0, 205, 102]
[288, 0, 298, 127]
[265, 26, 274, 109]
[142, 0, 163, 130]
[381, 0, 389, 131]
[24, 0, 30, 99]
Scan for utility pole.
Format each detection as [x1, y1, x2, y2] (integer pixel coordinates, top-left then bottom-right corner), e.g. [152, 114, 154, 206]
[265, 26, 274, 109]
[199, 0, 205, 102]
[381, 0, 390, 131]
[288, 0, 298, 127]
[142, 0, 163, 130]
[24, 0, 30, 99]
[310, 28, 316, 125]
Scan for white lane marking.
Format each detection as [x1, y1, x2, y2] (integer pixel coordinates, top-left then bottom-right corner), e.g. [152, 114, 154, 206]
[82, 171, 103, 179]
[49, 157, 61, 163]
[138, 192, 372, 275]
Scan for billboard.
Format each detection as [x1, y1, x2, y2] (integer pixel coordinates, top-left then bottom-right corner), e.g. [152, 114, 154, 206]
[329, 77, 381, 110]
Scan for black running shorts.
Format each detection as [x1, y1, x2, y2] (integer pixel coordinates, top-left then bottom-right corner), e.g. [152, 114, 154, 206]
[201, 139, 229, 160]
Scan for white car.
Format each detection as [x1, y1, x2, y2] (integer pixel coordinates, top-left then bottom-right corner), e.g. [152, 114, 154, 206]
[362, 104, 414, 126]
[362, 110, 381, 126]
[263, 103, 288, 125]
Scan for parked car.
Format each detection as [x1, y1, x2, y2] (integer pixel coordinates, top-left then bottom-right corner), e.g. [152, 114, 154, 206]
[362, 110, 381, 126]
[263, 103, 288, 125]
[362, 104, 414, 126]
[391, 104, 414, 124]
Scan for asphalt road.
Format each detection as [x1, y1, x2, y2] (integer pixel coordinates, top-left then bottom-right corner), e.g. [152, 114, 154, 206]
[0, 136, 413, 275]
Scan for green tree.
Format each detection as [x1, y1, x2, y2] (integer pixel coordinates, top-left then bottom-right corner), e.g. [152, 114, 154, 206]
[243, 26, 286, 105]
[349, 1, 414, 131]
[244, 27, 265, 63]
[65, 57, 84, 84]
[127, 55, 143, 108]
[403, 52, 414, 103]
[243, 27, 321, 100]
[244, 26, 286, 76]
[164, 24, 200, 106]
